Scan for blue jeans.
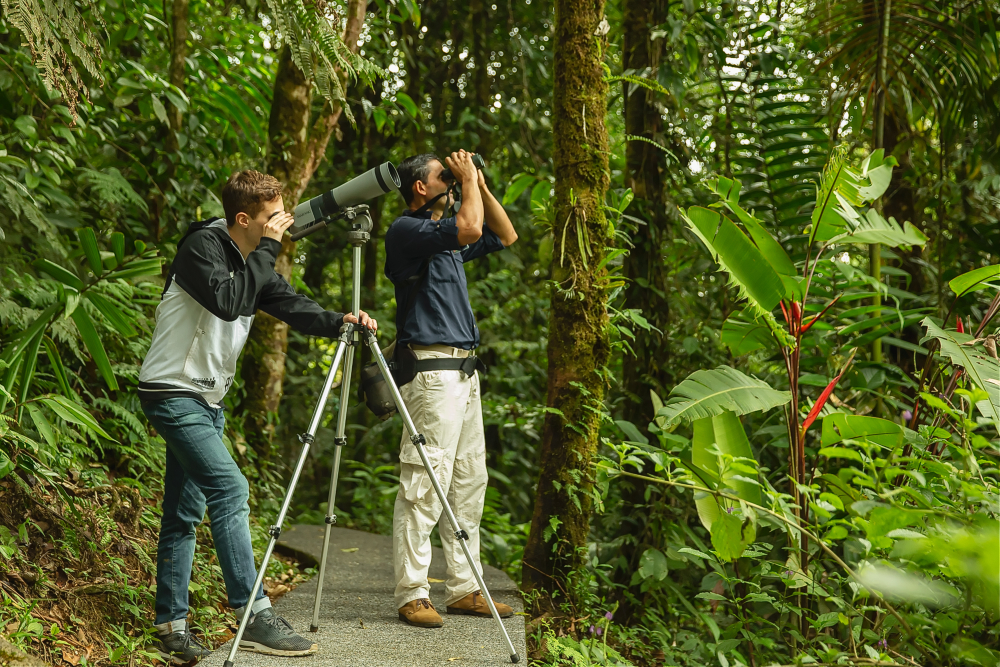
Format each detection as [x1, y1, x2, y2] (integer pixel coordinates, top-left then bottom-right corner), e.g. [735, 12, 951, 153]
[143, 398, 267, 625]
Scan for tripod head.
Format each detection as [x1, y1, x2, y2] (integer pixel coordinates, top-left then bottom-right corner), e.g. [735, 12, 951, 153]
[290, 204, 373, 244]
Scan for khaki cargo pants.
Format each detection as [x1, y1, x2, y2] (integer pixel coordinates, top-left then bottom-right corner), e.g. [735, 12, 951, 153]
[392, 346, 488, 609]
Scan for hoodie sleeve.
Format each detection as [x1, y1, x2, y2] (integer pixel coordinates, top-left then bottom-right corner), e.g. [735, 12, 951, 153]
[256, 274, 345, 337]
[172, 232, 282, 322]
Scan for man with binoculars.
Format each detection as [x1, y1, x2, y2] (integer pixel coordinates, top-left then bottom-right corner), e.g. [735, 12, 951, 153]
[138, 170, 377, 662]
[385, 150, 518, 628]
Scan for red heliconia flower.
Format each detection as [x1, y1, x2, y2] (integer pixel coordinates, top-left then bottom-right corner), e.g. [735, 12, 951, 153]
[956, 316, 965, 334]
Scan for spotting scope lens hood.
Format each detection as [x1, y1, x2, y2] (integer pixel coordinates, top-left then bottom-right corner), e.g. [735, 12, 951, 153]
[292, 162, 401, 231]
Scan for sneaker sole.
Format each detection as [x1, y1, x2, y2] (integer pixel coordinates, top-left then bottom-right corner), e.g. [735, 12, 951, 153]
[157, 650, 208, 665]
[238, 641, 318, 656]
[397, 612, 443, 628]
[446, 607, 514, 619]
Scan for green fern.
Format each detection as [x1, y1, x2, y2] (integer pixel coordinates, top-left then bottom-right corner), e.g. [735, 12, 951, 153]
[0, 0, 105, 116]
[79, 168, 149, 215]
[263, 0, 386, 123]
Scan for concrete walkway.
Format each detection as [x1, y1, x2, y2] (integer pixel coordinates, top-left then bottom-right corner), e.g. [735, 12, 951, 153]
[202, 525, 525, 667]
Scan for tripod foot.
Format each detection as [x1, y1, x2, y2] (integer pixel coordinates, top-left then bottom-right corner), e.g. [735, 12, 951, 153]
[224, 661, 234, 667]
[310, 624, 319, 633]
[511, 654, 520, 663]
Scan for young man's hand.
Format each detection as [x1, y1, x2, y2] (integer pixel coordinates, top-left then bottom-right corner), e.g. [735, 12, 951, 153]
[263, 211, 296, 242]
[344, 310, 378, 331]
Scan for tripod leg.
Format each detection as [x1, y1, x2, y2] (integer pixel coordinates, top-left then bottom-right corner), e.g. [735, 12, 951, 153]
[223, 338, 350, 667]
[310, 343, 356, 632]
[362, 332, 520, 663]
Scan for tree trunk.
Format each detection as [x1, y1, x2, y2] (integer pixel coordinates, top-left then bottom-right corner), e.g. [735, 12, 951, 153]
[522, 0, 611, 600]
[613, 0, 669, 621]
[150, 0, 189, 241]
[238, 0, 367, 462]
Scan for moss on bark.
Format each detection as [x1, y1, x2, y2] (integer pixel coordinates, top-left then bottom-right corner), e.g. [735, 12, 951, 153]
[521, 0, 611, 599]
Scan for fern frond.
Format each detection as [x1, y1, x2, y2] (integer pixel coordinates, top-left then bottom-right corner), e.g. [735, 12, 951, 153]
[0, 0, 105, 117]
[79, 168, 149, 214]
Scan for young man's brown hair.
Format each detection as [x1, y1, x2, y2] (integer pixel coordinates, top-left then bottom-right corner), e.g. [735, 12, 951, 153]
[222, 170, 283, 227]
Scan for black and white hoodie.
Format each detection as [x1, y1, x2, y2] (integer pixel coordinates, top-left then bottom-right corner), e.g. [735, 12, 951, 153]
[138, 218, 344, 407]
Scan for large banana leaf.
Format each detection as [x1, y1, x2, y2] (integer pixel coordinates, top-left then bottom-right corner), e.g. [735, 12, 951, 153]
[821, 413, 904, 450]
[949, 265, 1000, 298]
[692, 411, 761, 561]
[657, 366, 792, 427]
[682, 206, 786, 314]
[721, 315, 775, 356]
[921, 317, 1000, 431]
[705, 176, 796, 276]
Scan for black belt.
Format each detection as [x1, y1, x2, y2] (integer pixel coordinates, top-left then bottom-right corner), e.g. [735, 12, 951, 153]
[413, 356, 485, 376]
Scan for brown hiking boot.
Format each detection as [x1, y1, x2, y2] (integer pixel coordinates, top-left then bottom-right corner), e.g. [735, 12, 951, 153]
[446, 591, 514, 618]
[398, 598, 444, 628]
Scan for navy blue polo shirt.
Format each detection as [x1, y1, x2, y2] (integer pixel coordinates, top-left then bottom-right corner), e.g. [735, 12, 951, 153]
[384, 210, 505, 349]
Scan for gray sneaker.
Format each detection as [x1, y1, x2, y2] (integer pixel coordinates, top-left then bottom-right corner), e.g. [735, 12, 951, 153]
[239, 608, 318, 656]
[156, 630, 212, 664]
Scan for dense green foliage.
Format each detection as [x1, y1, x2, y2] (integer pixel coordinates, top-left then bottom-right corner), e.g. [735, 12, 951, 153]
[0, 0, 998, 666]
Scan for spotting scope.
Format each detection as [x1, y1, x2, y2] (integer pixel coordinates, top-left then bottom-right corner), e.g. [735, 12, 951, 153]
[291, 162, 400, 234]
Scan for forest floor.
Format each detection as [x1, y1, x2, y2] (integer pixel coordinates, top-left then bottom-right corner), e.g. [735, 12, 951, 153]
[0, 476, 311, 667]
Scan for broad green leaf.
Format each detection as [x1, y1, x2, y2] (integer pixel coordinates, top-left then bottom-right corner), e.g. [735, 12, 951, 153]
[706, 176, 795, 275]
[111, 232, 126, 265]
[637, 548, 669, 580]
[24, 403, 57, 448]
[152, 95, 168, 124]
[615, 419, 649, 445]
[683, 206, 785, 313]
[41, 338, 72, 397]
[921, 317, 1000, 431]
[828, 209, 928, 248]
[821, 414, 904, 449]
[394, 92, 420, 118]
[857, 163, 894, 201]
[711, 511, 752, 562]
[692, 411, 761, 545]
[85, 292, 137, 337]
[39, 396, 112, 439]
[721, 316, 774, 356]
[77, 227, 104, 275]
[33, 259, 85, 290]
[657, 366, 791, 426]
[69, 307, 119, 391]
[17, 329, 44, 407]
[1, 303, 61, 366]
[949, 265, 1000, 297]
[503, 173, 536, 205]
[106, 257, 164, 281]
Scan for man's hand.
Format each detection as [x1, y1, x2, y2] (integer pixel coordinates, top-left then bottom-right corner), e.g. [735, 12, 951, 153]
[445, 150, 478, 185]
[263, 211, 296, 242]
[476, 159, 487, 189]
[343, 310, 378, 331]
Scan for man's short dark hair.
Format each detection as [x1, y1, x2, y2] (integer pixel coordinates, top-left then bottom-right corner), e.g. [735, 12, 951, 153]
[397, 154, 441, 205]
[222, 170, 283, 227]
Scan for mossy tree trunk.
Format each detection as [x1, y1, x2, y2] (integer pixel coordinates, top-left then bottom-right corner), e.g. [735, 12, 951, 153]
[522, 0, 610, 600]
[237, 0, 367, 462]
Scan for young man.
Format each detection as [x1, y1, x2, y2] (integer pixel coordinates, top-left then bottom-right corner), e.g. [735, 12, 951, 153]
[384, 150, 518, 628]
[138, 170, 377, 662]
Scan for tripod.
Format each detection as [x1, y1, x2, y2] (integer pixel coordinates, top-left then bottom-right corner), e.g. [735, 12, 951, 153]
[223, 206, 520, 667]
